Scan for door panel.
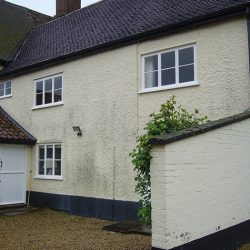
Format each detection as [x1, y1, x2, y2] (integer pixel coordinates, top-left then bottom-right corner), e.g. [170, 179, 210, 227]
[0, 145, 26, 205]
[0, 145, 25, 172]
[0, 173, 25, 205]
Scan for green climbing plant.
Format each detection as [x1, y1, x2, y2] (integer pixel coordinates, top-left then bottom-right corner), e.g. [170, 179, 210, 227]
[130, 96, 208, 225]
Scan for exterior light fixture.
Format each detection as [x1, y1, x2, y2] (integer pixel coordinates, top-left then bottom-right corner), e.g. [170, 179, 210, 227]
[72, 126, 82, 136]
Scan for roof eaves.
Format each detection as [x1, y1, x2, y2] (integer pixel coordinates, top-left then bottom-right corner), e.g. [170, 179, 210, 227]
[0, 138, 37, 145]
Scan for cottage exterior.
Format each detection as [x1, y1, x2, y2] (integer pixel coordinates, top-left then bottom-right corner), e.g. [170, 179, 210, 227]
[0, 0, 250, 221]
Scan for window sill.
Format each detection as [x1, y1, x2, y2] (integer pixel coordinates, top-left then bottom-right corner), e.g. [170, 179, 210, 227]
[34, 175, 63, 181]
[139, 82, 199, 94]
[32, 102, 64, 110]
[0, 94, 12, 100]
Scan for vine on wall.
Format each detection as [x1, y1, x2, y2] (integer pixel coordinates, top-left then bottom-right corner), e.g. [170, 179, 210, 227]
[130, 96, 208, 225]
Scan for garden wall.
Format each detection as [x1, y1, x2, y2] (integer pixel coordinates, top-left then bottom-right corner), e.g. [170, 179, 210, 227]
[150, 112, 250, 250]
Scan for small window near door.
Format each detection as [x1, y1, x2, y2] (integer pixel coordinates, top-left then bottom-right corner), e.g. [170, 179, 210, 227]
[0, 80, 12, 99]
[37, 144, 62, 179]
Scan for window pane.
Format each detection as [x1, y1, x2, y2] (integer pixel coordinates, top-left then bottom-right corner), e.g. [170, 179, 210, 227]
[54, 89, 62, 103]
[38, 144, 61, 177]
[145, 55, 158, 72]
[179, 65, 195, 83]
[46, 160, 53, 175]
[39, 161, 45, 175]
[36, 93, 43, 105]
[55, 161, 61, 176]
[45, 91, 52, 104]
[55, 145, 61, 159]
[5, 88, 11, 95]
[45, 79, 52, 92]
[54, 76, 62, 90]
[5, 81, 11, 89]
[39, 146, 45, 159]
[162, 68, 176, 86]
[0, 83, 4, 90]
[161, 51, 175, 69]
[0, 90, 4, 97]
[47, 146, 53, 159]
[36, 81, 43, 94]
[145, 72, 158, 88]
[179, 47, 194, 66]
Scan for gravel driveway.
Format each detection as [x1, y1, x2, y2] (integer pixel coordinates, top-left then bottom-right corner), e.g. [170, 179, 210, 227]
[2, 208, 249, 250]
[0, 209, 151, 250]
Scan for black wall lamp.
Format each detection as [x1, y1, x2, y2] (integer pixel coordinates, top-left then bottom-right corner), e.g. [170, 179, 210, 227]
[73, 126, 82, 136]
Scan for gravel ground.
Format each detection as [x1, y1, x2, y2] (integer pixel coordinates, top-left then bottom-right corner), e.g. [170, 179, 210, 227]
[0, 209, 151, 250]
[240, 244, 250, 250]
[1, 208, 249, 250]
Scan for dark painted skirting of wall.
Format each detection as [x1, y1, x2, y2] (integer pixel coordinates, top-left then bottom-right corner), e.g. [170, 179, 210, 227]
[152, 219, 250, 250]
[27, 191, 139, 221]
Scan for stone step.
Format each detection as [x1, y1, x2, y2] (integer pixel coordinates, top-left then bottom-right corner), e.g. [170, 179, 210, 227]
[0, 203, 26, 211]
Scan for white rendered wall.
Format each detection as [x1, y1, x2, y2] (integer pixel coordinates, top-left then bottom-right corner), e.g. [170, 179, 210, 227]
[151, 119, 250, 250]
[0, 16, 249, 203]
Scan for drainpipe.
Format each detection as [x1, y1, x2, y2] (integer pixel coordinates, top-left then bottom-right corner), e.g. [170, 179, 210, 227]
[246, 6, 250, 107]
[112, 146, 116, 220]
[247, 6, 250, 71]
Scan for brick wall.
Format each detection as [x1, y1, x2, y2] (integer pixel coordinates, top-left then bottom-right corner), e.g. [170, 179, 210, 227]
[151, 118, 250, 249]
[56, 0, 81, 17]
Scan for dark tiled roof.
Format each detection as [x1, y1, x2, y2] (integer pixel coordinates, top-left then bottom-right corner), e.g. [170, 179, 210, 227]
[0, 0, 52, 62]
[1, 0, 250, 76]
[0, 106, 36, 144]
[150, 111, 250, 145]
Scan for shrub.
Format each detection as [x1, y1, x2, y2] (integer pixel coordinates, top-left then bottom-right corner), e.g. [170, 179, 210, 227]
[130, 96, 208, 225]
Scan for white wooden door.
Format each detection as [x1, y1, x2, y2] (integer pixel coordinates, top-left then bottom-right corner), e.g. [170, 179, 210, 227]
[0, 145, 26, 205]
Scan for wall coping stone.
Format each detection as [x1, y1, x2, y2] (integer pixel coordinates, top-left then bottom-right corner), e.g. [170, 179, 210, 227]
[150, 110, 250, 145]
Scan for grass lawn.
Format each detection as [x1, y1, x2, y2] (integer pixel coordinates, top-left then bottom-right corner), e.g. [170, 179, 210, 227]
[0, 209, 151, 250]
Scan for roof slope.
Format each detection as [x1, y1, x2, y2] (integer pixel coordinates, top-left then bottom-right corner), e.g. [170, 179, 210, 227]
[1, 0, 250, 76]
[0, 0, 52, 63]
[0, 106, 36, 144]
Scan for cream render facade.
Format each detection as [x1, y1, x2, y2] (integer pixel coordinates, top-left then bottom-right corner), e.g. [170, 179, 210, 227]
[0, 16, 250, 217]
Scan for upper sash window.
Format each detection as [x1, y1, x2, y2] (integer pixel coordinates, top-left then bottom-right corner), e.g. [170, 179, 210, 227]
[0, 80, 12, 99]
[34, 74, 63, 107]
[142, 44, 197, 92]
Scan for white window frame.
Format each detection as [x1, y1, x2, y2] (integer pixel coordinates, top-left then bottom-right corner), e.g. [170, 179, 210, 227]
[34, 143, 63, 180]
[32, 73, 63, 110]
[0, 80, 12, 99]
[141, 44, 198, 93]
